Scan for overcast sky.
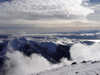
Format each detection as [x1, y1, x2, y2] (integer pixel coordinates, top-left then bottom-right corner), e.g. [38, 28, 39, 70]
[0, 0, 100, 34]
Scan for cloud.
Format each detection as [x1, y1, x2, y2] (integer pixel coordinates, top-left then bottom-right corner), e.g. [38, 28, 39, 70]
[4, 51, 53, 75]
[0, 0, 99, 33]
[86, 5, 100, 21]
[3, 51, 70, 75]
[0, 30, 5, 34]
[90, 0, 100, 3]
[0, 0, 94, 20]
[70, 43, 100, 62]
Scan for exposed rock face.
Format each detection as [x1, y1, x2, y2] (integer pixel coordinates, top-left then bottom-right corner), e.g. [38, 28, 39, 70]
[71, 62, 77, 65]
[0, 37, 72, 67]
[18, 42, 71, 63]
[51, 45, 71, 62]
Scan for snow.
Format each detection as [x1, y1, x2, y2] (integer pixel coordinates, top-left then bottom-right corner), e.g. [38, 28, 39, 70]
[88, 40, 100, 42]
[32, 61, 100, 75]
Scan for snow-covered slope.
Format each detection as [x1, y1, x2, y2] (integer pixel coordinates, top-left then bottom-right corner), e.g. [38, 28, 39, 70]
[32, 61, 100, 75]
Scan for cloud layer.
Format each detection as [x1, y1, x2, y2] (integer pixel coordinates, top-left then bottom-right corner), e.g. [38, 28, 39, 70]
[4, 51, 70, 75]
[0, 0, 100, 34]
[0, 0, 94, 20]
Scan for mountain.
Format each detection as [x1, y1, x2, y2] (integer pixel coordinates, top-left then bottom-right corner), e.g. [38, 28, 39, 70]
[0, 37, 74, 67]
[0, 35, 94, 67]
[0, 30, 99, 75]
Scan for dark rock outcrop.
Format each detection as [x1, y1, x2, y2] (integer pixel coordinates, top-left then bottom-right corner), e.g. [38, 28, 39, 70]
[51, 45, 71, 62]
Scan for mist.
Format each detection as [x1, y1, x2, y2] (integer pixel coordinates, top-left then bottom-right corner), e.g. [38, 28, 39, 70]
[3, 51, 71, 75]
[4, 51, 56, 75]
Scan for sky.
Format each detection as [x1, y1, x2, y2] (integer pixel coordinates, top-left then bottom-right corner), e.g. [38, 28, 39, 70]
[0, 0, 100, 34]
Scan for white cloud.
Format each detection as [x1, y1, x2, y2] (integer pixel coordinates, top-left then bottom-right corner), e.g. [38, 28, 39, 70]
[87, 5, 100, 21]
[4, 51, 69, 75]
[0, 0, 99, 32]
[0, 0, 94, 20]
[70, 43, 100, 62]
[4, 51, 52, 75]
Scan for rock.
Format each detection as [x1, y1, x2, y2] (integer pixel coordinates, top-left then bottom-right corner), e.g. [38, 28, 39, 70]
[71, 62, 77, 65]
[81, 61, 87, 63]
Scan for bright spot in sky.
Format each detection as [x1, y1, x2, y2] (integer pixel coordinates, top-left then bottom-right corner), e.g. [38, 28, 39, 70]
[67, 14, 70, 17]
[67, 9, 75, 18]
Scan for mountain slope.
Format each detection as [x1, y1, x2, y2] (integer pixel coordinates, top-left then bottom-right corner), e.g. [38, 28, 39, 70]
[32, 61, 100, 75]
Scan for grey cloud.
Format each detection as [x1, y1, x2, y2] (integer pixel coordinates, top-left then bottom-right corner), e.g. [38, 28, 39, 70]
[0, 12, 83, 21]
[0, 0, 99, 34]
[86, 6, 100, 21]
[0, 0, 94, 20]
